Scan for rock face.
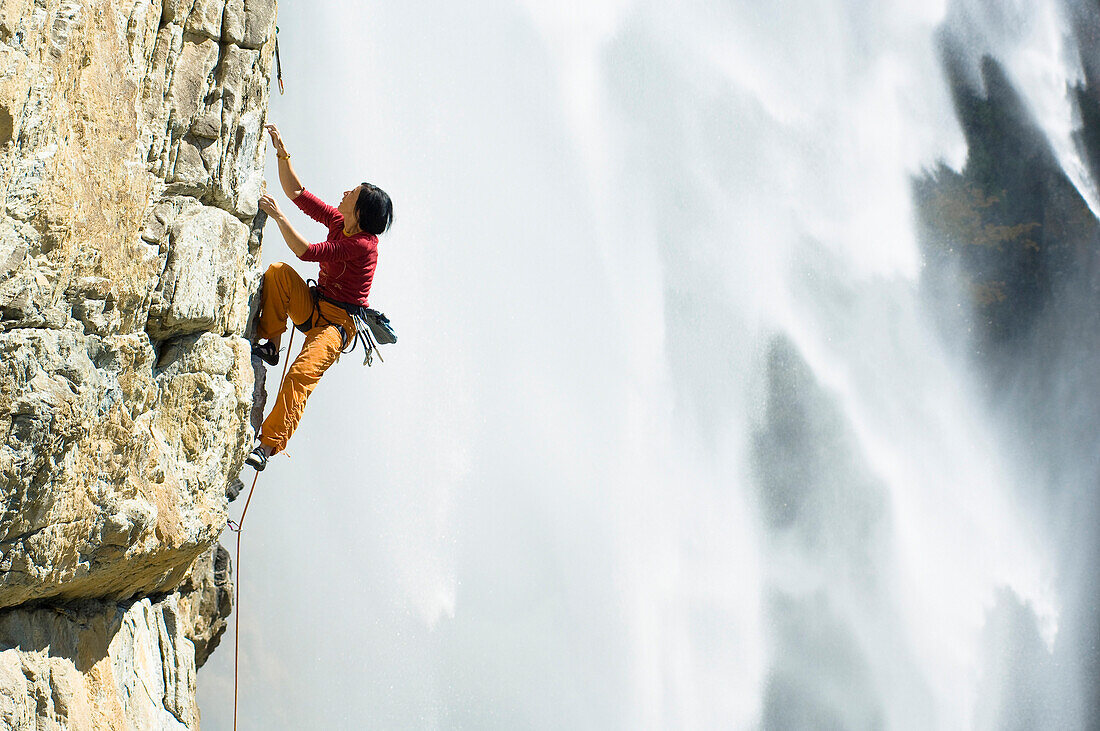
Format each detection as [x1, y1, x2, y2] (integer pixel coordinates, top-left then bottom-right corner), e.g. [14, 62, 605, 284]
[0, 547, 231, 730]
[0, 596, 199, 730]
[0, 0, 276, 727]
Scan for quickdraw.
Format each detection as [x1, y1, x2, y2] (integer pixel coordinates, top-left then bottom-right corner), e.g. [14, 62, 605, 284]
[274, 26, 284, 95]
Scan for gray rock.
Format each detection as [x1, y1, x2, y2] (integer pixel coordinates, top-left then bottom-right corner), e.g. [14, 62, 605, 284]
[224, 0, 277, 50]
[176, 544, 234, 668]
[146, 199, 256, 339]
[0, 329, 250, 610]
[167, 37, 220, 134]
[0, 594, 201, 729]
[191, 107, 222, 140]
[185, 0, 225, 41]
[0, 0, 277, 724]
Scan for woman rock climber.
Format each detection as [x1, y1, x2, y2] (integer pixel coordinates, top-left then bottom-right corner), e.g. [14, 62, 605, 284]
[246, 123, 393, 471]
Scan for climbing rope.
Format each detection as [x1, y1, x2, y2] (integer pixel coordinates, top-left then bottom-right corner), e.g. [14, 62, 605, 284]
[229, 327, 295, 731]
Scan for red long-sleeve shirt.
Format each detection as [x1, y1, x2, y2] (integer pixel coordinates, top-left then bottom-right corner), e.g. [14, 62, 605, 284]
[293, 188, 378, 307]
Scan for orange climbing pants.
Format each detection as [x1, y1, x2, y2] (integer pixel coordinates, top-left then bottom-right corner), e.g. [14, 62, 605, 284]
[254, 262, 355, 455]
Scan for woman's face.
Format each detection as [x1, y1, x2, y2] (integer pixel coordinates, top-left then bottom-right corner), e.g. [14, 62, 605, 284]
[338, 184, 363, 225]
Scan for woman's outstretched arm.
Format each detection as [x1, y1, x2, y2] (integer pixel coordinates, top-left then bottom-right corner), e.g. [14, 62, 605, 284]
[258, 194, 309, 258]
[266, 124, 303, 200]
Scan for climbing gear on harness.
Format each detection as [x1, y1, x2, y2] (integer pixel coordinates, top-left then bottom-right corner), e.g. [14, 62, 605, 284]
[252, 341, 280, 367]
[245, 444, 268, 471]
[274, 26, 284, 95]
[310, 284, 397, 366]
[352, 309, 392, 366]
[295, 280, 398, 366]
[361, 309, 397, 345]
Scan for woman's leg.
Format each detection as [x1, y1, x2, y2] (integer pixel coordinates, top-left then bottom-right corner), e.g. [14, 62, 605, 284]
[255, 262, 314, 349]
[259, 303, 354, 455]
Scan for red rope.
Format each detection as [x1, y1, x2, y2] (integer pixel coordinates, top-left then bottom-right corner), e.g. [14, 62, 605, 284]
[232, 327, 295, 731]
[231, 470, 258, 731]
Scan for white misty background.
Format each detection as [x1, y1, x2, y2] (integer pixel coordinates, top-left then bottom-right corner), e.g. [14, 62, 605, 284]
[197, 0, 1098, 728]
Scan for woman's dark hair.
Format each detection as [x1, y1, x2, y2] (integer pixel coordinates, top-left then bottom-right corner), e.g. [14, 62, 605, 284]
[355, 182, 393, 235]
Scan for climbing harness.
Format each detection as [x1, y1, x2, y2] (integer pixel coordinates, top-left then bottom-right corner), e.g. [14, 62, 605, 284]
[299, 280, 397, 366]
[274, 26, 284, 95]
[294, 279, 349, 348]
[228, 326, 295, 731]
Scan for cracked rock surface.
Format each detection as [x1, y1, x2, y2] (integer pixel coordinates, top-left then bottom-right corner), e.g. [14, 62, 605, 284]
[0, 0, 276, 727]
[0, 547, 231, 731]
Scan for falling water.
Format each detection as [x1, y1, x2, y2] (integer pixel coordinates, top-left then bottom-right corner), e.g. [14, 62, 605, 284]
[200, 0, 1100, 728]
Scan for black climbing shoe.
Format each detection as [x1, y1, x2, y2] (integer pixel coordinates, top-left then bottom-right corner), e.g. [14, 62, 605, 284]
[252, 341, 279, 366]
[245, 445, 268, 471]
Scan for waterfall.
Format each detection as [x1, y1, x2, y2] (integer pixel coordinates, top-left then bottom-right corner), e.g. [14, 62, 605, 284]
[201, 1, 1100, 727]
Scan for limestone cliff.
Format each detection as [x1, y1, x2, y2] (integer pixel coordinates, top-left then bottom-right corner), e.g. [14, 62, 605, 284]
[0, 0, 276, 727]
